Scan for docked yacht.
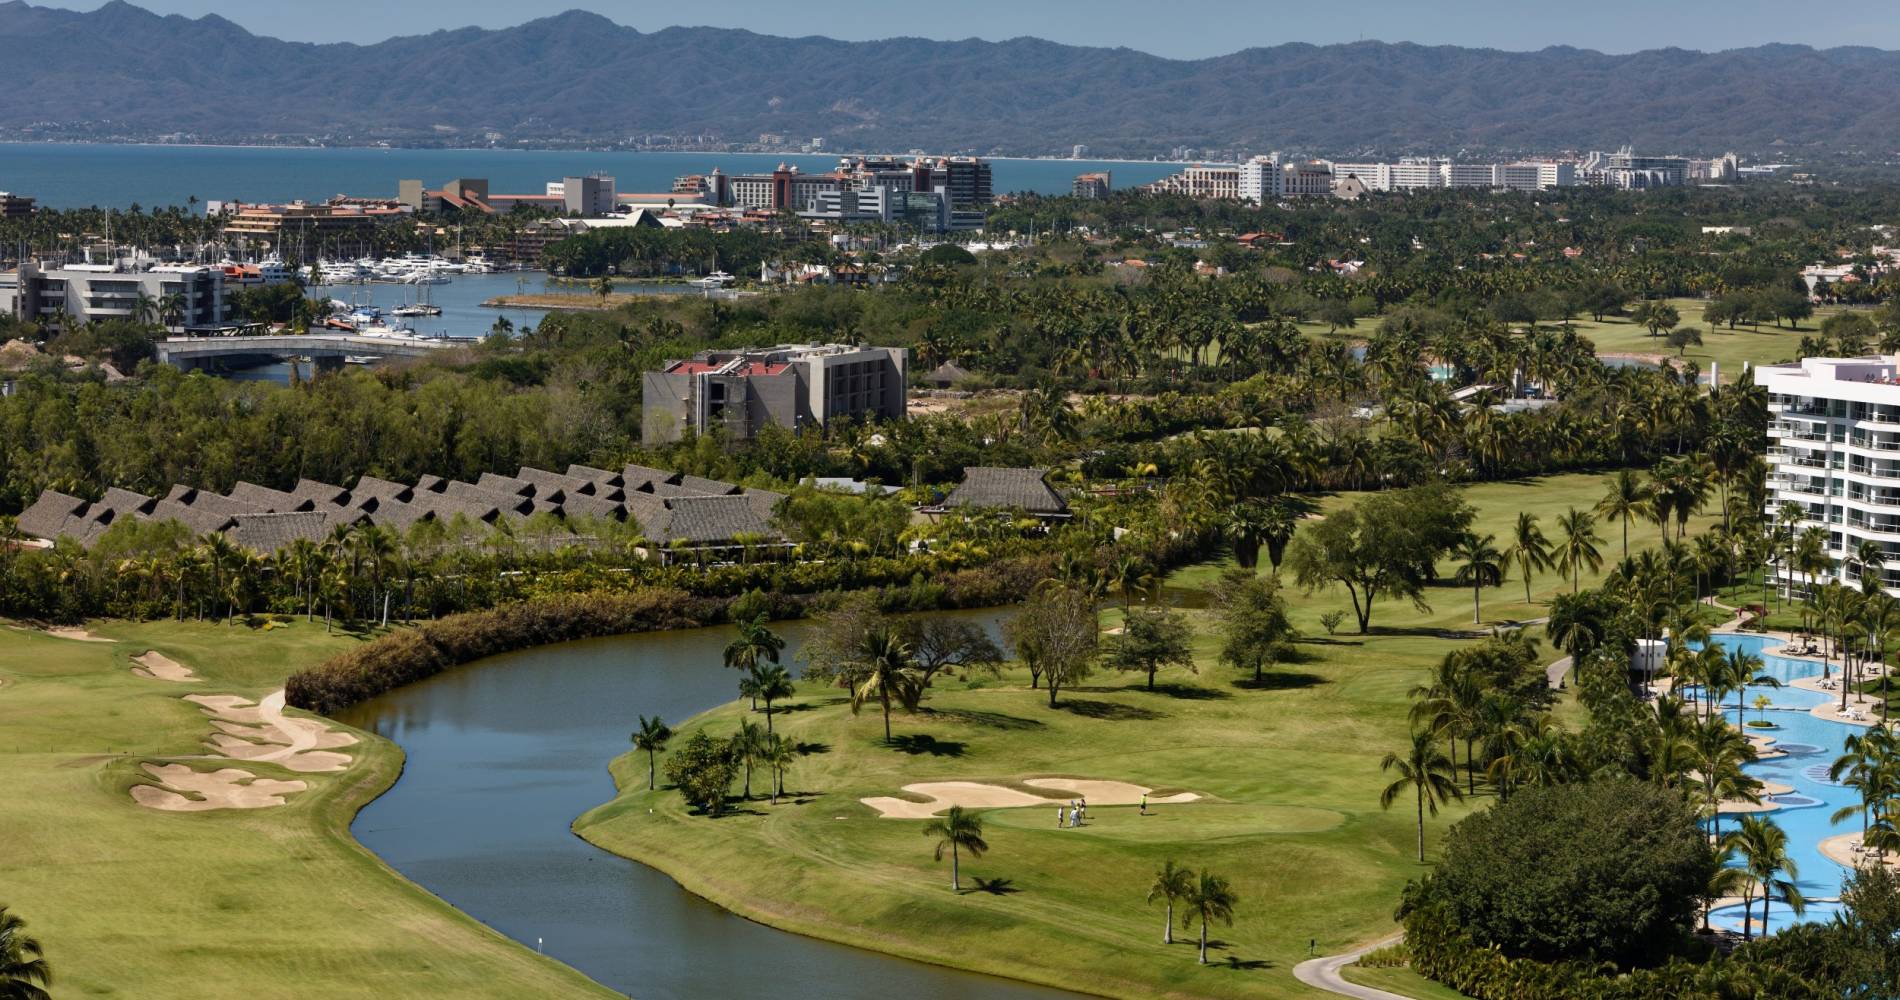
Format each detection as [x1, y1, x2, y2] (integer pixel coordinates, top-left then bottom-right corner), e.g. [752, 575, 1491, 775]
[693, 270, 736, 288]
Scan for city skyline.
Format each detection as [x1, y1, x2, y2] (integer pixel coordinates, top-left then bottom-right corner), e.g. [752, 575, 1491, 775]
[34, 0, 1900, 58]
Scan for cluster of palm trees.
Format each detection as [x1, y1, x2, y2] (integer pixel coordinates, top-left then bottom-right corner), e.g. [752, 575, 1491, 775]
[1146, 860, 1239, 965]
[1830, 727, 1900, 866]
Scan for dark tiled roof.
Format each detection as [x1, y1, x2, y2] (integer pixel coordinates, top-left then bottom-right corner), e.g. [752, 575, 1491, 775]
[444, 480, 536, 517]
[15, 490, 88, 539]
[229, 481, 303, 511]
[566, 463, 623, 487]
[366, 499, 432, 531]
[650, 494, 782, 546]
[940, 467, 1068, 514]
[163, 484, 197, 504]
[621, 464, 682, 490]
[743, 488, 785, 522]
[477, 472, 535, 497]
[413, 474, 447, 493]
[677, 474, 740, 496]
[292, 479, 350, 506]
[621, 492, 669, 535]
[410, 490, 500, 524]
[96, 488, 156, 519]
[144, 499, 234, 536]
[352, 475, 413, 505]
[228, 511, 333, 554]
[192, 492, 265, 519]
[559, 492, 625, 521]
[518, 466, 597, 496]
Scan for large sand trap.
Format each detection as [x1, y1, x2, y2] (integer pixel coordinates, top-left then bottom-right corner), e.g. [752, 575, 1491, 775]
[132, 762, 306, 811]
[131, 650, 198, 682]
[184, 690, 356, 773]
[862, 777, 1200, 819]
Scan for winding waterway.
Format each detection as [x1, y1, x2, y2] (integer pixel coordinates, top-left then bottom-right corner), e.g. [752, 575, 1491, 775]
[334, 612, 1078, 1000]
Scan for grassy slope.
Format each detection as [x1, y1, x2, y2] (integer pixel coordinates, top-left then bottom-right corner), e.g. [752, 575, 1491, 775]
[1340, 965, 1470, 999]
[0, 617, 609, 999]
[577, 472, 1716, 1000]
[1297, 297, 1837, 379]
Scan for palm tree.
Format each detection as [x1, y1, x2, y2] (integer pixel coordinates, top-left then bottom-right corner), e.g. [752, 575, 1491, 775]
[1594, 469, 1654, 560]
[921, 805, 988, 892]
[1110, 553, 1155, 609]
[1146, 860, 1194, 945]
[1451, 532, 1505, 624]
[849, 626, 924, 742]
[1503, 512, 1553, 604]
[1704, 843, 1752, 933]
[729, 719, 765, 800]
[1183, 870, 1239, 965]
[0, 906, 50, 1000]
[741, 663, 797, 734]
[723, 614, 785, 673]
[631, 715, 672, 790]
[1380, 729, 1464, 862]
[763, 734, 797, 805]
[1554, 508, 1604, 595]
[1728, 814, 1806, 941]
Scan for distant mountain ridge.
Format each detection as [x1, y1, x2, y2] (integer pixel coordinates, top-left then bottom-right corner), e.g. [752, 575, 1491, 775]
[3, 1, 1899, 156]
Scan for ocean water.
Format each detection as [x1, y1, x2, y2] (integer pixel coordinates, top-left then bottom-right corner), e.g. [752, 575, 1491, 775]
[0, 143, 1181, 210]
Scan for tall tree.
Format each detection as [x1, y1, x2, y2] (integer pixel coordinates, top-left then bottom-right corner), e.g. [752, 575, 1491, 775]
[849, 626, 924, 742]
[1381, 729, 1464, 862]
[631, 714, 672, 791]
[1451, 531, 1505, 624]
[1183, 871, 1239, 965]
[921, 805, 988, 892]
[1502, 512, 1553, 605]
[1728, 814, 1807, 941]
[0, 906, 50, 1000]
[1554, 507, 1604, 595]
[1103, 605, 1194, 691]
[1146, 860, 1194, 945]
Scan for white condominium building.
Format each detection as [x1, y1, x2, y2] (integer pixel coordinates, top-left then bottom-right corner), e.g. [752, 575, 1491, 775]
[1238, 154, 1284, 202]
[1758, 355, 1900, 594]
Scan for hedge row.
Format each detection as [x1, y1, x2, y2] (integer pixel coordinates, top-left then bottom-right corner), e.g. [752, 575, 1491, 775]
[285, 589, 726, 715]
[285, 551, 1072, 716]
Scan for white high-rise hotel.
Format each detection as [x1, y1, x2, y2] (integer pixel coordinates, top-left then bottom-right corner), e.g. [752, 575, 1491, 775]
[1758, 355, 1900, 594]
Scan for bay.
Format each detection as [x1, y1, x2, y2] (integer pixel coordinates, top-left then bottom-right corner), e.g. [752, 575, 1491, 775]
[0, 143, 1179, 210]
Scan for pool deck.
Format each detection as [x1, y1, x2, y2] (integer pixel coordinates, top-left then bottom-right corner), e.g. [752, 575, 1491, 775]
[1820, 833, 1900, 871]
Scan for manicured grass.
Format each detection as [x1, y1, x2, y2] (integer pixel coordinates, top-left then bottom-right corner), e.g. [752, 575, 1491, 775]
[1296, 298, 1844, 382]
[577, 471, 1707, 1000]
[0, 617, 610, 999]
[1341, 964, 1471, 999]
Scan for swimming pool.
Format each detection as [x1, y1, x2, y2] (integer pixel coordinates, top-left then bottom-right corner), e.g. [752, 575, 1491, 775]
[1697, 633, 1866, 935]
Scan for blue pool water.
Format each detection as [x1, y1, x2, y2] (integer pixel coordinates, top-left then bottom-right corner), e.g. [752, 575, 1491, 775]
[1695, 633, 1869, 935]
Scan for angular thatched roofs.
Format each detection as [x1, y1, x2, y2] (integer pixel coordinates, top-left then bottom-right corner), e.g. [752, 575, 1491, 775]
[937, 467, 1069, 516]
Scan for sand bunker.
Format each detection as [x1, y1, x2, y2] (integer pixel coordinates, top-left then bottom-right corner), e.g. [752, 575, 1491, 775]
[184, 690, 356, 773]
[862, 777, 1200, 819]
[132, 762, 306, 811]
[45, 626, 113, 642]
[131, 650, 198, 682]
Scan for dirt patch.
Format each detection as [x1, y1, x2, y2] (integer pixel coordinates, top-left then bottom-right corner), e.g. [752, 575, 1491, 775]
[131, 650, 198, 682]
[862, 777, 1200, 819]
[132, 762, 306, 811]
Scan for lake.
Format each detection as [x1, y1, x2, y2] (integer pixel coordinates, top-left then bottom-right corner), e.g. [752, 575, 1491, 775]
[0, 143, 1180, 210]
[334, 612, 1079, 1000]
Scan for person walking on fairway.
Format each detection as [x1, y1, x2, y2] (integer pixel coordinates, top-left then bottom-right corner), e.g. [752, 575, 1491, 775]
[1057, 805, 1067, 827]
[1140, 792, 1148, 815]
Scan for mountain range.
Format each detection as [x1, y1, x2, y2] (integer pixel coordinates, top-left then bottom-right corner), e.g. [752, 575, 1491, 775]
[3, 1, 1900, 156]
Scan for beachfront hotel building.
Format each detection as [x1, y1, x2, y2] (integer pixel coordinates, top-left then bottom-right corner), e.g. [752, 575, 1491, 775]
[1759, 354, 1900, 594]
[641, 343, 908, 444]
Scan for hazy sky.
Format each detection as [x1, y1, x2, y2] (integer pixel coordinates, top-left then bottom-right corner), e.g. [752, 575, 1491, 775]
[58, 0, 1900, 56]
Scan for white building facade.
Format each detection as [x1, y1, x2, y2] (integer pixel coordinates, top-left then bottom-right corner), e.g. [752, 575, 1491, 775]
[1759, 355, 1900, 594]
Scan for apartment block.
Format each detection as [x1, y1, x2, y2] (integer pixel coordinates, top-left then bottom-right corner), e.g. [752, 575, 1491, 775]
[1758, 355, 1900, 594]
[0, 262, 227, 333]
[642, 344, 908, 444]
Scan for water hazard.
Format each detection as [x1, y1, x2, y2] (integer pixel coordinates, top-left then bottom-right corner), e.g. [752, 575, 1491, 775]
[335, 613, 1077, 1000]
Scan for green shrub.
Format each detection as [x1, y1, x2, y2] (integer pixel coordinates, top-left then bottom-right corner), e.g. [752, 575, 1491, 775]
[1408, 778, 1714, 968]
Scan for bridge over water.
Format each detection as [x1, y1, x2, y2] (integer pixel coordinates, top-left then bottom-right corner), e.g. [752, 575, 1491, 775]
[155, 334, 469, 372]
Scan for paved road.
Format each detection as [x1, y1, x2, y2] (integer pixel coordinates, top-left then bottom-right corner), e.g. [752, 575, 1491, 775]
[1545, 655, 1572, 690]
[1291, 936, 1410, 1000]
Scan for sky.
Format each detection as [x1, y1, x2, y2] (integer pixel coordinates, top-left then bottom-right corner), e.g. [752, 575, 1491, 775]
[49, 0, 1900, 56]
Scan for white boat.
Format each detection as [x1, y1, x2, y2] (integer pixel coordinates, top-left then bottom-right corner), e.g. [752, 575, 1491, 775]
[392, 303, 442, 317]
[693, 270, 736, 288]
[343, 356, 376, 365]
